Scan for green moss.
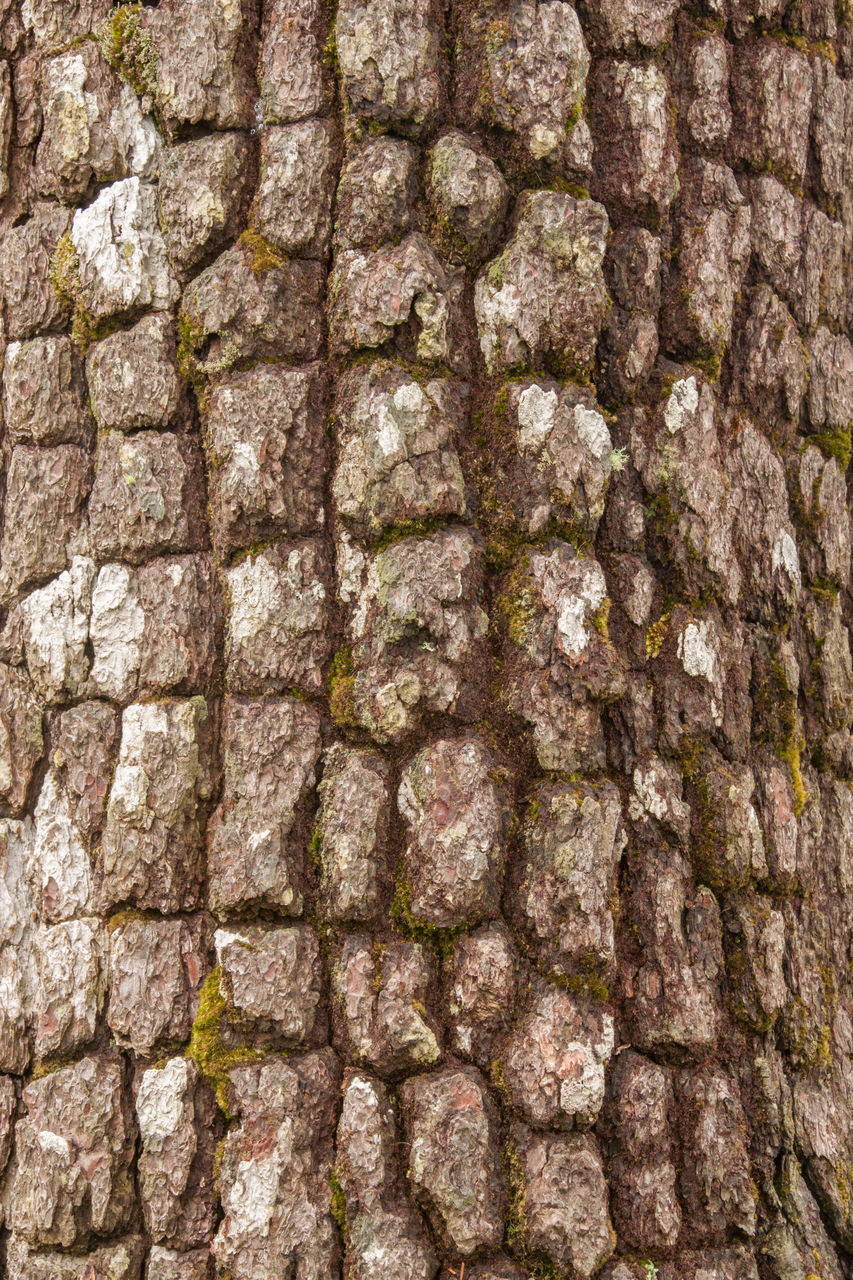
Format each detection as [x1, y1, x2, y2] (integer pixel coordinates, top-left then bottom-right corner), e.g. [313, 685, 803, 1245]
[176, 311, 208, 396]
[755, 658, 809, 817]
[31, 1054, 78, 1080]
[830, 1162, 853, 1216]
[368, 940, 388, 993]
[791, 441, 835, 544]
[105, 906, 160, 934]
[48, 236, 114, 353]
[565, 99, 582, 132]
[329, 1168, 348, 1234]
[68, 309, 104, 353]
[213, 1135, 227, 1183]
[780, 734, 808, 818]
[373, 515, 447, 551]
[765, 25, 836, 63]
[240, 228, 286, 277]
[494, 553, 538, 652]
[487, 254, 508, 290]
[591, 598, 611, 643]
[810, 575, 840, 604]
[49, 234, 80, 305]
[546, 176, 591, 202]
[322, 16, 340, 75]
[503, 1128, 529, 1259]
[691, 350, 722, 382]
[482, 523, 527, 572]
[812, 425, 852, 472]
[680, 740, 753, 894]
[489, 1056, 511, 1104]
[528, 1262, 563, 1280]
[484, 18, 510, 54]
[328, 644, 358, 729]
[228, 535, 292, 567]
[469, 380, 538, 536]
[390, 870, 462, 959]
[432, 209, 478, 265]
[781, 994, 832, 1071]
[99, 3, 159, 100]
[186, 967, 264, 1117]
[499, 583, 537, 651]
[308, 826, 323, 868]
[499, 1129, 565, 1280]
[645, 609, 671, 659]
[542, 346, 592, 386]
[552, 968, 611, 1002]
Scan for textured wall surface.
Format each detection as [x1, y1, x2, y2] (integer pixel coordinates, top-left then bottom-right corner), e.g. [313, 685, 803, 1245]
[0, 0, 852, 1278]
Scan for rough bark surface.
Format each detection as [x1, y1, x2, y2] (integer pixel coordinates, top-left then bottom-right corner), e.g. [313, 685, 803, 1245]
[0, 2, 852, 1279]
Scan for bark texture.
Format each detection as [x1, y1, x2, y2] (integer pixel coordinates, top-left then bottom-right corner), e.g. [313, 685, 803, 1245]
[0, 1, 852, 1279]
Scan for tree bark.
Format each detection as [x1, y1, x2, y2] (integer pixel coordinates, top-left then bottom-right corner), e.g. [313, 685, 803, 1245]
[0, 1, 852, 1279]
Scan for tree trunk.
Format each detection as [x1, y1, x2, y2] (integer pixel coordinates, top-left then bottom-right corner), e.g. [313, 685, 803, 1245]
[0, 1, 852, 1278]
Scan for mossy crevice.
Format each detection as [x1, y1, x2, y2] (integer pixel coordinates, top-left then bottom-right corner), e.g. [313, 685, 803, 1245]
[780, 993, 833, 1072]
[49, 234, 80, 305]
[753, 657, 809, 817]
[99, 3, 159, 102]
[680, 740, 754, 894]
[49, 236, 104, 352]
[186, 967, 264, 1117]
[240, 228, 287, 278]
[812, 425, 852, 473]
[645, 609, 671, 659]
[503, 1127, 529, 1259]
[389, 867, 463, 960]
[373, 515, 448, 552]
[328, 644, 358, 728]
[548, 964, 611, 1003]
[329, 1167, 348, 1235]
[176, 311, 211, 400]
[501, 1127, 563, 1280]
